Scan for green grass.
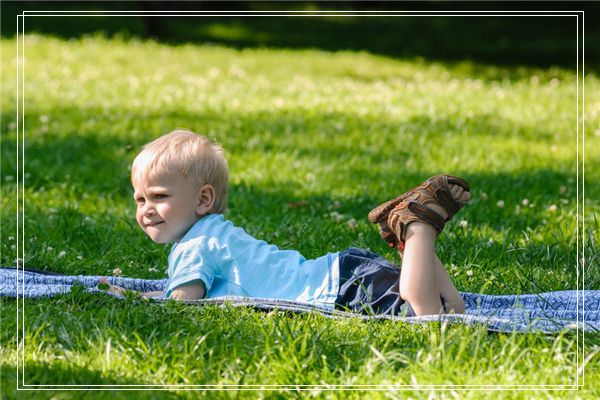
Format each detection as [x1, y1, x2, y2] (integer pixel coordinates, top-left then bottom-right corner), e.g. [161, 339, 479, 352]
[1, 34, 599, 398]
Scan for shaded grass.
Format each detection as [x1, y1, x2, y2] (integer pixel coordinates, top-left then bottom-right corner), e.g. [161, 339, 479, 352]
[2, 2, 598, 69]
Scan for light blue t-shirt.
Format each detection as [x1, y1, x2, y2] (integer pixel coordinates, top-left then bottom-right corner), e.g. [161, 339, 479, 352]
[166, 214, 340, 308]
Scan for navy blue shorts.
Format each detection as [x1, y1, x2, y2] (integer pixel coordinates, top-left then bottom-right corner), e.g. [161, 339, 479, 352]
[334, 247, 414, 316]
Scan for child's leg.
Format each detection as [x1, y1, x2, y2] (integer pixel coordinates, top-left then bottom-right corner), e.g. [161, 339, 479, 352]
[400, 222, 444, 315]
[399, 239, 465, 315]
[398, 184, 470, 315]
[434, 254, 465, 313]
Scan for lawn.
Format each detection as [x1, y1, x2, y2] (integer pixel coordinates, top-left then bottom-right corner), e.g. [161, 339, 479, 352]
[0, 32, 599, 399]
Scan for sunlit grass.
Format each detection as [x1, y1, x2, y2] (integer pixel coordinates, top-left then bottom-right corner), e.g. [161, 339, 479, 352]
[0, 35, 598, 397]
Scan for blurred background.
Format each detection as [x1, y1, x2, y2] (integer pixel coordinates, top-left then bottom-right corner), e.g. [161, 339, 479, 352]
[2, 1, 598, 71]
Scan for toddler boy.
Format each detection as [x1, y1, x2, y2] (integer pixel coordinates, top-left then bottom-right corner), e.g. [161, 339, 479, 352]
[126, 129, 470, 316]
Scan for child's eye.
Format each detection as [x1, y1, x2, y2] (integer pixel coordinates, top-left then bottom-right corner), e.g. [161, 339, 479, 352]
[136, 197, 145, 204]
[154, 194, 168, 200]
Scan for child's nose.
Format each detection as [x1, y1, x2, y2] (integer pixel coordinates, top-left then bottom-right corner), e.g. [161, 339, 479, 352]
[142, 202, 156, 216]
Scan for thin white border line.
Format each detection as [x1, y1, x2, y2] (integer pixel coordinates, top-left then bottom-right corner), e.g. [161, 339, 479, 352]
[21, 13, 26, 391]
[15, 10, 585, 391]
[21, 10, 585, 14]
[15, 12, 21, 392]
[20, 14, 582, 17]
[17, 388, 583, 392]
[576, 12, 579, 389]
[575, 15, 585, 385]
[15, 388, 584, 392]
[581, 7, 586, 385]
[20, 384, 582, 387]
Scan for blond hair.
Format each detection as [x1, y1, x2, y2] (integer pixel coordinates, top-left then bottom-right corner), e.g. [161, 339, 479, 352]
[132, 129, 229, 213]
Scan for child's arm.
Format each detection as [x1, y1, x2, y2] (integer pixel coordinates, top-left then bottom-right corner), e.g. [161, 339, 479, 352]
[98, 277, 164, 298]
[169, 281, 206, 300]
[98, 279, 205, 300]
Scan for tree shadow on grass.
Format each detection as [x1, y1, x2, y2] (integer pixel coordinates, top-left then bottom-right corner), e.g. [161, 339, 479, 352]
[1, 2, 598, 72]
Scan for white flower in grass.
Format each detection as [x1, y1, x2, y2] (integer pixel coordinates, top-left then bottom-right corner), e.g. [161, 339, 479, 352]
[458, 220, 468, 228]
[530, 75, 539, 85]
[47, 246, 53, 251]
[497, 200, 505, 208]
[112, 268, 123, 277]
[560, 199, 569, 205]
[480, 192, 489, 201]
[228, 65, 246, 78]
[521, 198, 530, 206]
[329, 211, 344, 222]
[77, 256, 83, 260]
[466, 270, 474, 277]
[347, 218, 357, 230]
[8, 236, 14, 241]
[274, 98, 285, 108]
[58, 251, 66, 258]
[208, 67, 220, 78]
[148, 267, 159, 273]
[547, 204, 558, 212]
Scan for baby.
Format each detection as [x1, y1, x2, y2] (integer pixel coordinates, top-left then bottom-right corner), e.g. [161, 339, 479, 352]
[120, 129, 471, 316]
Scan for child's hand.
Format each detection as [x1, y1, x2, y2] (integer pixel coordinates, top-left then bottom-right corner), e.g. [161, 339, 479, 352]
[98, 277, 128, 296]
[98, 278, 162, 299]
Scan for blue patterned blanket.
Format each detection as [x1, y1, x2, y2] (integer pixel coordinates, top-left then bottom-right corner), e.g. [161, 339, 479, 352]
[1, 267, 598, 334]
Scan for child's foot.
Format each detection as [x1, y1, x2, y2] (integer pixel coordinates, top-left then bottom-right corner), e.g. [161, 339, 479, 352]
[426, 184, 471, 220]
[368, 175, 471, 248]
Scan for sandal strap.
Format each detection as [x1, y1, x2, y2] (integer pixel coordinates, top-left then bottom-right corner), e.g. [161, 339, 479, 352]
[426, 175, 468, 217]
[389, 196, 447, 243]
[434, 187, 460, 215]
[407, 201, 446, 232]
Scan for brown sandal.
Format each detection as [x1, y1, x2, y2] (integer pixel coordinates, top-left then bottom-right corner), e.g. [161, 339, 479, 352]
[368, 175, 470, 248]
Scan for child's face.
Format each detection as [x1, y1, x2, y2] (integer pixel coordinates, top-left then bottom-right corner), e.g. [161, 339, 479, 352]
[132, 170, 201, 244]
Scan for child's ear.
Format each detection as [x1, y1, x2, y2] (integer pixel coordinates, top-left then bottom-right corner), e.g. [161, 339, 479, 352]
[196, 184, 216, 216]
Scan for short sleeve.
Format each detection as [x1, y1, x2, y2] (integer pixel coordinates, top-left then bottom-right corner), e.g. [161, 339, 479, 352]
[166, 238, 216, 298]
